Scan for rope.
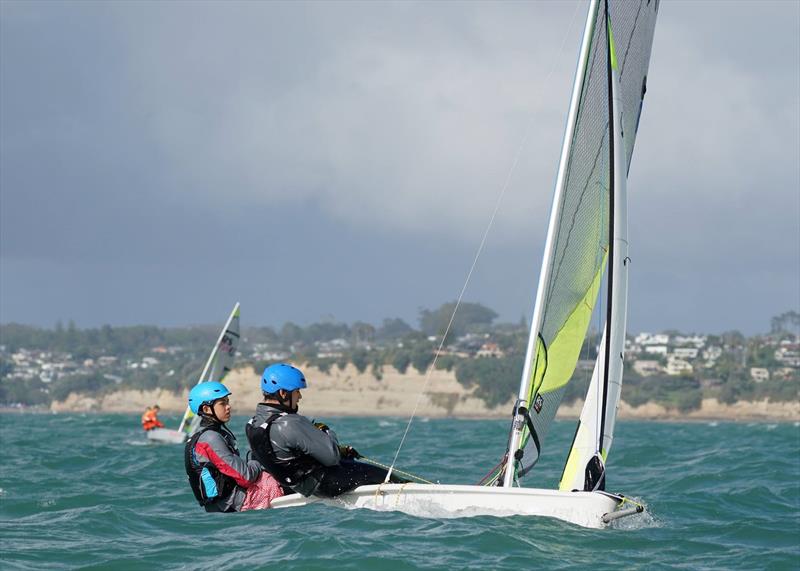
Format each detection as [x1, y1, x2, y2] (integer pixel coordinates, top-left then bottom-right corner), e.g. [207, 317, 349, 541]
[383, 0, 585, 483]
[360, 455, 435, 485]
[477, 454, 507, 486]
[618, 495, 645, 510]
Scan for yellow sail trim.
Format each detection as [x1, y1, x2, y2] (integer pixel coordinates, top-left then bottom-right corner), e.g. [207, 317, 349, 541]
[607, 18, 618, 70]
[559, 422, 589, 490]
[527, 254, 607, 402]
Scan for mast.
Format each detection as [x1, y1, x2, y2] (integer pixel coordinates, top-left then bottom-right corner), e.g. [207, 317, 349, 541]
[598, 0, 615, 452]
[598, 0, 630, 462]
[502, 0, 601, 488]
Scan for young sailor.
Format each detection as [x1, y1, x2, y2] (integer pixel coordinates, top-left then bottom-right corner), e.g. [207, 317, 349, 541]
[246, 363, 406, 498]
[184, 382, 282, 512]
[141, 405, 165, 431]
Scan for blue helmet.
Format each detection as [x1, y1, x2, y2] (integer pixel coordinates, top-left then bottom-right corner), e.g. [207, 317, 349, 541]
[188, 381, 232, 414]
[261, 363, 307, 394]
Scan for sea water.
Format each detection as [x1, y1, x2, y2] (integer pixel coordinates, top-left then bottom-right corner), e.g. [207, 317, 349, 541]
[1, 413, 798, 570]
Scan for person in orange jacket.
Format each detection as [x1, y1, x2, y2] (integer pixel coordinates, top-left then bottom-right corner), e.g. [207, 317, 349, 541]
[141, 405, 165, 431]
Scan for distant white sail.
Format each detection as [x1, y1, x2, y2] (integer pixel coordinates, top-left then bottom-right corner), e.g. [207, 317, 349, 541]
[177, 303, 241, 437]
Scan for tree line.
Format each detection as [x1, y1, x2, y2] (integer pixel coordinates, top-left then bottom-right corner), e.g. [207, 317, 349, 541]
[1, 305, 797, 410]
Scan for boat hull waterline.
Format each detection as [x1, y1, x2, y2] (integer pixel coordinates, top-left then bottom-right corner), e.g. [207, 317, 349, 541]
[269, 484, 628, 529]
[146, 428, 186, 444]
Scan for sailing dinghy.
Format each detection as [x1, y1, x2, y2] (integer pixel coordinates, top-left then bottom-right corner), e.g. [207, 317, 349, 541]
[147, 303, 241, 444]
[270, 0, 658, 528]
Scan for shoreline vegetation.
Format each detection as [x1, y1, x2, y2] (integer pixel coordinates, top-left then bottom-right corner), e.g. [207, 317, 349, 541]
[2, 306, 797, 420]
[31, 365, 800, 422]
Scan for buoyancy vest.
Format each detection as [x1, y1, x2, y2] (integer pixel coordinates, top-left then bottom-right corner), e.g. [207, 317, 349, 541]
[141, 410, 162, 430]
[184, 424, 239, 510]
[245, 413, 325, 497]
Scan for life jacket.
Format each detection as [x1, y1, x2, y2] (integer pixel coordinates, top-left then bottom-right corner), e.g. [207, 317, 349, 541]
[184, 424, 239, 510]
[141, 409, 163, 431]
[245, 413, 325, 497]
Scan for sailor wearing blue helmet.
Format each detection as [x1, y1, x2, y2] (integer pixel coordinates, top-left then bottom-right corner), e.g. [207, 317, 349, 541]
[246, 363, 406, 497]
[184, 381, 264, 512]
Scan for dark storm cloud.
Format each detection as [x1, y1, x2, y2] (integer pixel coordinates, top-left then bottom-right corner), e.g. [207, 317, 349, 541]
[1, 0, 797, 333]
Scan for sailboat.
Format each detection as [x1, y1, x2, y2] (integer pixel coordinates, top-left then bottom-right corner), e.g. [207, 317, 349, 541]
[270, 0, 659, 528]
[146, 302, 241, 444]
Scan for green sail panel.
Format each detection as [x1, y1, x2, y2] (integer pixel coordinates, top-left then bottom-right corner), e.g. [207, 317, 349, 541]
[520, 256, 606, 455]
[528, 256, 607, 399]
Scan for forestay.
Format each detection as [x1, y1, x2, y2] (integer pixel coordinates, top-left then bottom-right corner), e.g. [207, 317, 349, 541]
[503, 0, 659, 485]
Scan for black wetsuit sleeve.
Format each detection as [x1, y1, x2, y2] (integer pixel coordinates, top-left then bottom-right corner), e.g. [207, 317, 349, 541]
[275, 416, 341, 467]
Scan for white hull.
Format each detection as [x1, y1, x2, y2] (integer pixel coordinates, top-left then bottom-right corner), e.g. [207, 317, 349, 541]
[146, 428, 186, 444]
[270, 484, 624, 529]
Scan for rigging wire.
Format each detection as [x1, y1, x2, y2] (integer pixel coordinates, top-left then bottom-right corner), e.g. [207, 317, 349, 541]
[383, 0, 585, 483]
[360, 455, 435, 485]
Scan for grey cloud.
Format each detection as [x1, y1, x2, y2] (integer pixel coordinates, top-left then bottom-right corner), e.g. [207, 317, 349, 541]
[1, 0, 798, 334]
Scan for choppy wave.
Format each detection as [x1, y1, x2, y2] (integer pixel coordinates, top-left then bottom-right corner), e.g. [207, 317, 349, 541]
[1, 414, 798, 570]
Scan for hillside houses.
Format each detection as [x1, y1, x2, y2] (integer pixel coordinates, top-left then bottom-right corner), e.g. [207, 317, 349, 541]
[625, 330, 798, 382]
[774, 341, 800, 367]
[476, 342, 505, 358]
[6, 349, 79, 383]
[627, 332, 710, 376]
[1, 315, 797, 410]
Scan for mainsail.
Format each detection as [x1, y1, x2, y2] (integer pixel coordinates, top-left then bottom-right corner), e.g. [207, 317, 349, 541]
[502, 0, 658, 487]
[177, 302, 241, 436]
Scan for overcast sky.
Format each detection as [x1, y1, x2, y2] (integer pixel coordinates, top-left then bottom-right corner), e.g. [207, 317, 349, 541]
[1, 0, 798, 335]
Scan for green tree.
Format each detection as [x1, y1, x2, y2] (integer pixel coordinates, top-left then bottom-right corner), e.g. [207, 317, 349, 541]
[455, 356, 521, 407]
[377, 318, 413, 341]
[392, 351, 411, 374]
[419, 302, 498, 341]
[305, 322, 350, 343]
[352, 322, 376, 346]
[313, 358, 335, 374]
[771, 310, 800, 335]
[370, 351, 385, 380]
[0, 357, 13, 379]
[411, 345, 434, 374]
[351, 348, 369, 374]
[280, 322, 305, 345]
[0, 377, 50, 405]
[434, 355, 458, 372]
[50, 373, 109, 402]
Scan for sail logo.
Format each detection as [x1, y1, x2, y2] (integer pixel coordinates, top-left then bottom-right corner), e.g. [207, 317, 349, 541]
[533, 394, 544, 414]
[219, 335, 234, 355]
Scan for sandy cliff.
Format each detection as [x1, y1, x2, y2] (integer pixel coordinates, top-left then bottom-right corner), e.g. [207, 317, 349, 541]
[49, 365, 800, 421]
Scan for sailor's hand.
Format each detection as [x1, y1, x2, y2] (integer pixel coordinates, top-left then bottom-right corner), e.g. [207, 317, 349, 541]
[313, 421, 330, 433]
[338, 445, 361, 459]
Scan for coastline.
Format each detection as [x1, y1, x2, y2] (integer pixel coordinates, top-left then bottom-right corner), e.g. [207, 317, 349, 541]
[24, 364, 798, 422]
